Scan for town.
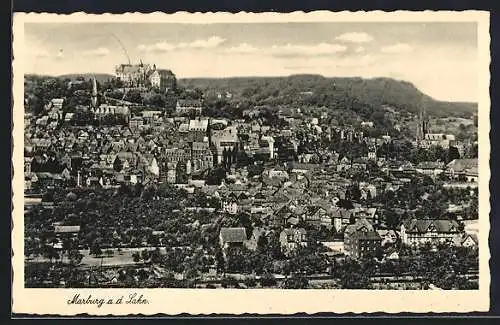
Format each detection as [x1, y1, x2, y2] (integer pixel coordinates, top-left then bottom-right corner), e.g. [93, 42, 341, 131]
[23, 61, 479, 290]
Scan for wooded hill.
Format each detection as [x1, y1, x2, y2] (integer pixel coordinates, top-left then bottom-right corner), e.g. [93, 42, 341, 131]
[179, 75, 477, 119]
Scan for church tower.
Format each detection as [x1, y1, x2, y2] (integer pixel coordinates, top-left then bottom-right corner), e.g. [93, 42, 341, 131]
[416, 100, 429, 141]
[91, 77, 98, 109]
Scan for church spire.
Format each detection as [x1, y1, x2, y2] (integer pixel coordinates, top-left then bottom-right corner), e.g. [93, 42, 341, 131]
[91, 77, 98, 108]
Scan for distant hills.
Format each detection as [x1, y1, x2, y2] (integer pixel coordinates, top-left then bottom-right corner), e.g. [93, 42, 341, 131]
[57, 73, 116, 84]
[179, 75, 477, 118]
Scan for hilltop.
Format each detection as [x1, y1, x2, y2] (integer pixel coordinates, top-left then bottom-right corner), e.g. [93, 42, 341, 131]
[57, 73, 115, 84]
[179, 75, 477, 119]
[24, 73, 477, 120]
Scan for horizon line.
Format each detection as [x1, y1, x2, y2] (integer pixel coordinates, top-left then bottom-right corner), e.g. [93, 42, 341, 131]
[24, 72, 478, 104]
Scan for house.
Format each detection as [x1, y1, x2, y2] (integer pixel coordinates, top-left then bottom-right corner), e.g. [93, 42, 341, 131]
[211, 127, 239, 164]
[93, 104, 131, 120]
[279, 228, 307, 256]
[367, 149, 377, 161]
[267, 168, 289, 180]
[321, 240, 345, 254]
[260, 136, 275, 159]
[176, 99, 203, 116]
[222, 197, 238, 215]
[445, 158, 479, 183]
[188, 118, 209, 133]
[446, 158, 478, 179]
[359, 183, 377, 199]
[337, 157, 351, 172]
[376, 229, 398, 246]
[272, 204, 295, 228]
[53, 225, 81, 239]
[344, 218, 382, 259]
[353, 207, 378, 224]
[400, 219, 461, 246]
[148, 66, 176, 92]
[453, 233, 478, 248]
[415, 161, 445, 177]
[422, 133, 456, 148]
[303, 205, 332, 229]
[115, 62, 153, 87]
[219, 227, 247, 250]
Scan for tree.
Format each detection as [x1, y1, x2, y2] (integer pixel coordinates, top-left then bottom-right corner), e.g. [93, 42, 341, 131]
[141, 249, 151, 262]
[244, 277, 257, 288]
[215, 249, 225, 272]
[206, 167, 227, 185]
[448, 146, 461, 163]
[113, 157, 123, 172]
[221, 276, 239, 288]
[283, 275, 309, 289]
[337, 259, 372, 289]
[125, 90, 143, 104]
[259, 272, 277, 287]
[89, 241, 102, 258]
[257, 234, 269, 253]
[132, 252, 141, 263]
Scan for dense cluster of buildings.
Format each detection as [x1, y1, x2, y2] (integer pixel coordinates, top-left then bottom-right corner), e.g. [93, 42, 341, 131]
[24, 65, 480, 287]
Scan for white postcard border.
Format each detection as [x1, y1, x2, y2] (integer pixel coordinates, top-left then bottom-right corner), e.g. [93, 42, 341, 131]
[12, 10, 491, 315]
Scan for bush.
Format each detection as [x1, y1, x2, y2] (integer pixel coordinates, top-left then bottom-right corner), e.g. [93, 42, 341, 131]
[221, 276, 239, 288]
[259, 273, 277, 287]
[244, 277, 257, 288]
[283, 275, 309, 289]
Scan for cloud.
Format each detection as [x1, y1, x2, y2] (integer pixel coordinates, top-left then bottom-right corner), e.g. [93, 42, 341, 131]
[381, 43, 413, 53]
[138, 36, 226, 52]
[355, 46, 365, 53]
[138, 42, 176, 52]
[225, 43, 260, 54]
[335, 32, 373, 43]
[187, 36, 226, 49]
[55, 50, 64, 60]
[270, 43, 347, 57]
[83, 47, 110, 57]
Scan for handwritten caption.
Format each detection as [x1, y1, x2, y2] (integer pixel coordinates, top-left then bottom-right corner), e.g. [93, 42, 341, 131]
[67, 293, 149, 308]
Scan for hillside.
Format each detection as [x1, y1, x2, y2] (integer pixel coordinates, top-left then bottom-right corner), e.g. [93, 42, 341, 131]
[179, 75, 477, 118]
[57, 73, 115, 84]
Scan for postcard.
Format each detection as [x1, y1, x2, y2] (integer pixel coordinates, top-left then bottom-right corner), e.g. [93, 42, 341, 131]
[12, 10, 491, 315]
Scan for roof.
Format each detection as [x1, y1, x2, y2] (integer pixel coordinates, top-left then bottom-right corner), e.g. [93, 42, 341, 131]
[54, 225, 81, 233]
[192, 142, 209, 151]
[416, 161, 445, 169]
[453, 233, 479, 246]
[116, 63, 150, 74]
[157, 69, 175, 76]
[465, 166, 478, 176]
[219, 227, 247, 243]
[282, 227, 307, 235]
[446, 159, 478, 172]
[142, 110, 162, 118]
[345, 218, 374, 235]
[352, 230, 382, 241]
[189, 119, 209, 131]
[403, 219, 459, 234]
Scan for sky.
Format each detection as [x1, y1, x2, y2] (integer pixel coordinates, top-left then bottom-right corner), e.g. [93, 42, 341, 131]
[23, 22, 478, 102]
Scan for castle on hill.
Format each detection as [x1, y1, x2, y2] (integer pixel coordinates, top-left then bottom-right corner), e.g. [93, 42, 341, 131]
[115, 61, 177, 93]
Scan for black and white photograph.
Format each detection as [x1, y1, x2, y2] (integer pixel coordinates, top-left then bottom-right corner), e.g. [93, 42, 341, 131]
[12, 11, 491, 314]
